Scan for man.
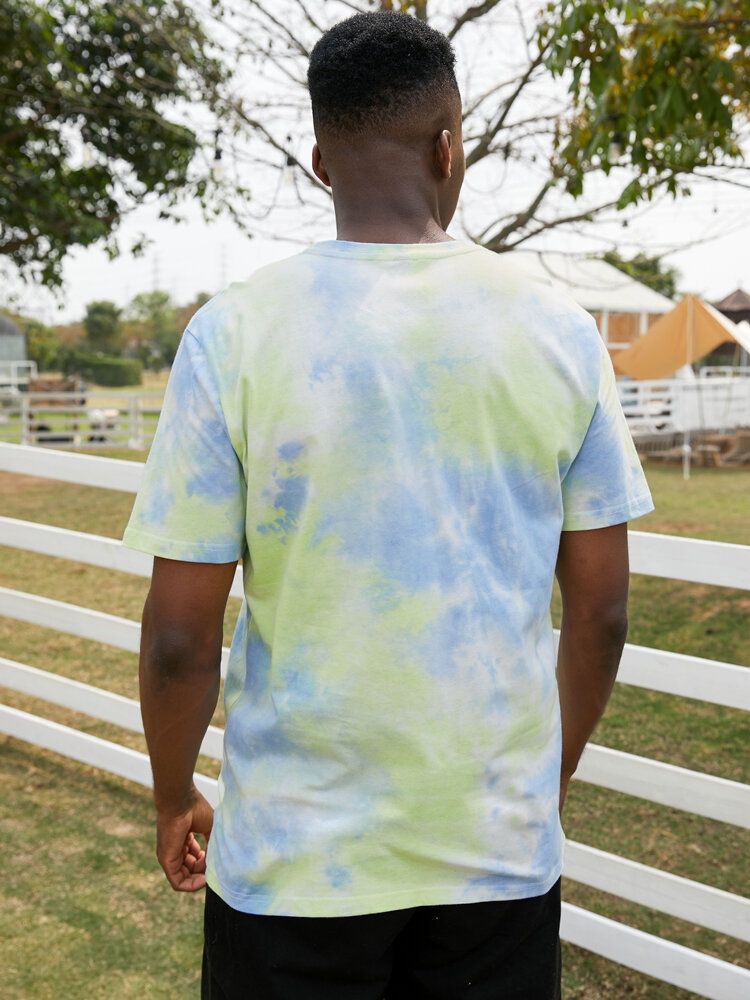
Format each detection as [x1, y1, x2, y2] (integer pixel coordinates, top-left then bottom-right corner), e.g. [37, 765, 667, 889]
[124, 10, 655, 999]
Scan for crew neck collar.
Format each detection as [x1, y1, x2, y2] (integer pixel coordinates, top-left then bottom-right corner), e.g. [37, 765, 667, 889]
[304, 238, 480, 260]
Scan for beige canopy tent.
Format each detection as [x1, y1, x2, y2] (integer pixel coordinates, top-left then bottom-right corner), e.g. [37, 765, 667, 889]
[611, 294, 750, 380]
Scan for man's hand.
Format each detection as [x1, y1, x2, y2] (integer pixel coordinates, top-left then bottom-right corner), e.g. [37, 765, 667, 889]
[138, 558, 237, 892]
[156, 786, 214, 892]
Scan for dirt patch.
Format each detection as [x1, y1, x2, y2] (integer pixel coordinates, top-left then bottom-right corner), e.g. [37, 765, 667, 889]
[96, 818, 143, 839]
[0, 471, 53, 494]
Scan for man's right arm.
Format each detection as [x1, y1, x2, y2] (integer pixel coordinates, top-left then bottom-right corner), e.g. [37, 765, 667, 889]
[554, 521, 630, 813]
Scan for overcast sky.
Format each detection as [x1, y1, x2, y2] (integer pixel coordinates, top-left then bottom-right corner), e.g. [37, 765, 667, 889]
[6, 1, 749, 325]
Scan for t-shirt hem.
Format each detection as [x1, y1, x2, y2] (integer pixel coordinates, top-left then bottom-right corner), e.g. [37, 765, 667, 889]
[205, 861, 564, 918]
[121, 526, 243, 563]
[561, 492, 655, 532]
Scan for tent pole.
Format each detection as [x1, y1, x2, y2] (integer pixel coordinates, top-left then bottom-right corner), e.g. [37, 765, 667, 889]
[682, 295, 694, 481]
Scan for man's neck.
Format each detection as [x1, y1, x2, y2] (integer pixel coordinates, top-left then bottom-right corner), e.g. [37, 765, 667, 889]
[334, 220, 452, 244]
[332, 197, 451, 245]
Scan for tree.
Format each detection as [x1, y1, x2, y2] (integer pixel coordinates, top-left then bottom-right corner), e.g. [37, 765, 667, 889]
[16, 316, 61, 371]
[83, 300, 122, 352]
[0, 0, 247, 287]
[126, 290, 180, 367]
[3, 1, 747, 285]
[540, 0, 749, 210]
[211, 0, 749, 255]
[601, 250, 681, 299]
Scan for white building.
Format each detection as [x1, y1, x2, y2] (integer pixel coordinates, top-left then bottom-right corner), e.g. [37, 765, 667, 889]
[506, 251, 675, 353]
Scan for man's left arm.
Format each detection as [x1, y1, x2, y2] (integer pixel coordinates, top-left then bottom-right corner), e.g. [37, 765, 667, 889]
[139, 556, 237, 892]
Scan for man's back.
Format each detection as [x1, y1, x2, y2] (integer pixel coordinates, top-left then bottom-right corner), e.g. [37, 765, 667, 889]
[124, 237, 654, 917]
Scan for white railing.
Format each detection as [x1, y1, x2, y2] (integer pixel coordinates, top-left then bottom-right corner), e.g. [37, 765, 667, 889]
[0, 441, 748, 999]
[700, 366, 750, 378]
[4, 377, 747, 454]
[0, 391, 162, 450]
[0, 359, 37, 392]
[618, 376, 750, 436]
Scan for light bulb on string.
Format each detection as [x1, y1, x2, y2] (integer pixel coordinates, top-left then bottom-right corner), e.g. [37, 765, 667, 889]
[212, 127, 224, 181]
[282, 154, 296, 189]
[608, 131, 623, 162]
[282, 134, 296, 190]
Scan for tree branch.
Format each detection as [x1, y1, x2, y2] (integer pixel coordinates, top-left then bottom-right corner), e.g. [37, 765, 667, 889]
[678, 17, 749, 30]
[496, 176, 675, 252]
[448, 0, 505, 40]
[480, 179, 555, 246]
[290, 0, 324, 33]
[229, 103, 330, 196]
[464, 43, 552, 168]
[242, 1, 310, 57]
[335, 1, 371, 15]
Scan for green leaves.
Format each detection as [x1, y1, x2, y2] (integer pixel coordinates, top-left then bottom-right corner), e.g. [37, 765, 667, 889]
[0, 0, 239, 288]
[602, 249, 680, 297]
[538, 0, 748, 211]
[126, 290, 180, 367]
[83, 300, 122, 352]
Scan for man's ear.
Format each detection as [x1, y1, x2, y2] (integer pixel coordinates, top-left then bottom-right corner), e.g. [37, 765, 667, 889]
[312, 143, 331, 187]
[434, 129, 453, 180]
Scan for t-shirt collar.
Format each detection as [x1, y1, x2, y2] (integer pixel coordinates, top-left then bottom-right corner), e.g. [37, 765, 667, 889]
[304, 238, 480, 260]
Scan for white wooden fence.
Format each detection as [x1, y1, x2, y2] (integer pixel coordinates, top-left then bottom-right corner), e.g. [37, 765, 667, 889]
[620, 375, 750, 437]
[0, 440, 748, 999]
[2, 375, 747, 454]
[0, 391, 162, 450]
[0, 359, 37, 392]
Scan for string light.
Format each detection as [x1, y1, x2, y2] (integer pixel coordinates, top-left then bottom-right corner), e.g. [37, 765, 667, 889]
[212, 127, 224, 181]
[608, 130, 623, 162]
[282, 133, 295, 189]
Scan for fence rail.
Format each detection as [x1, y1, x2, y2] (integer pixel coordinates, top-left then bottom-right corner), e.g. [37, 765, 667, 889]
[3, 657, 748, 944]
[0, 360, 37, 391]
[3, 441, 749, 589]
[1, 442, 749, 998]
[2, 373, 749, 456]
[0, 391, 162, 451]
[2, 645, 747, 840]
[620, 375, 750, 437]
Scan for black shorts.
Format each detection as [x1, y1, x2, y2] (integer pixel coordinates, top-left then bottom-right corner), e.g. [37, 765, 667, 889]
[201, 875, 562, 999]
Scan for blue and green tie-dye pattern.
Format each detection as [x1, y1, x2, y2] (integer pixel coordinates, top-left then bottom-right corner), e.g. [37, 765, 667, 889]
[123, 238, 654, 917]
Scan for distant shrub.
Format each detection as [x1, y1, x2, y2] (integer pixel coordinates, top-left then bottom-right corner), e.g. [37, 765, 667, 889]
[62, 350, 143, 387]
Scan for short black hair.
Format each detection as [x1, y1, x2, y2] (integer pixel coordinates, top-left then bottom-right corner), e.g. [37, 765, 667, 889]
[307, 11, 458, 136]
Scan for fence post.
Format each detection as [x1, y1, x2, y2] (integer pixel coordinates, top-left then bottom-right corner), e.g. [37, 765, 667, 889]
[127, 395, 144, 450]
[20, 394, 30, 446]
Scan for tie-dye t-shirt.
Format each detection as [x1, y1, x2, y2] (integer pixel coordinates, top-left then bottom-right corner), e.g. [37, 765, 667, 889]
[123, 238, 654, 917]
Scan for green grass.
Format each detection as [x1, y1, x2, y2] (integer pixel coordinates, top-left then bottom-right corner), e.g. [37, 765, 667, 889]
[1, 457, 749, 998]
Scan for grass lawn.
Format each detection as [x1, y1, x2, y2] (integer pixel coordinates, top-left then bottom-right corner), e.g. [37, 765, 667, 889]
[1, 457, 749, 998]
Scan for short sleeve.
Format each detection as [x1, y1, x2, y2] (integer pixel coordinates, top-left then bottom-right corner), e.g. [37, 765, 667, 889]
[561, 336, 655, 531]
[122, 326, 247, 562]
